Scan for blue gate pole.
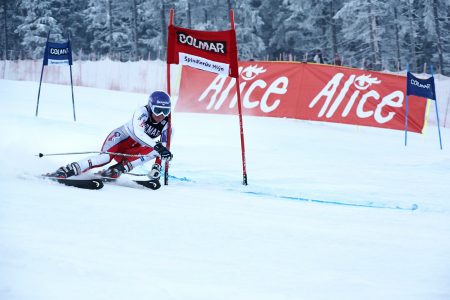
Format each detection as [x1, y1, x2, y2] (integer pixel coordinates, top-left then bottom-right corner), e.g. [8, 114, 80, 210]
[69, 64, 76, 121]
[431, 65, 443, 149]
[68, 32, 76, 122]
[36, 31, 51, 117]
[35, 60, 45, 117]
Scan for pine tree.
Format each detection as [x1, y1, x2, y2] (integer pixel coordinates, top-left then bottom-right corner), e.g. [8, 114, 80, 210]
[335, 0, 388, 70]
[421, 0, 449, 74]
[300, 1, 344, 63]
[234, 0, 265, 60]
[0, 0, 18, 59]
[15, 0, 64, 59]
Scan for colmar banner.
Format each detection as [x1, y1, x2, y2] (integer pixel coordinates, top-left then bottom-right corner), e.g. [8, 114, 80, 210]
[43, 41, 73, 66]
[167, 25, 239, 78]
[177, 62, 427, 133]
[406, 71, 436, 100]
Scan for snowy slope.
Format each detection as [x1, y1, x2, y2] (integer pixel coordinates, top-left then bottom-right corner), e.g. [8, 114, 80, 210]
[0, 79, 449, 300]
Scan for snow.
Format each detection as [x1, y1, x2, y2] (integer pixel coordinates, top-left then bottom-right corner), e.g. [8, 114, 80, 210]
[0, 79, 449, 300]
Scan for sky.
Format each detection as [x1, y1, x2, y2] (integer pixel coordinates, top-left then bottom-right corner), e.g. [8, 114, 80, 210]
[0, 78, 449, 300]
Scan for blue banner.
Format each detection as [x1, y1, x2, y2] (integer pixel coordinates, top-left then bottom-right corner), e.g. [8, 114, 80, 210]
[406, 72, 436, 100]
[43, 41, 72, 66]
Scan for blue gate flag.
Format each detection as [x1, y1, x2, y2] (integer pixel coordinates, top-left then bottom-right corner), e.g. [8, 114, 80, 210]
[43, 41, 73, 66]
[37, 34, 76, 121]
[406, 72, 436, 100]
[404, 67, 442, 150]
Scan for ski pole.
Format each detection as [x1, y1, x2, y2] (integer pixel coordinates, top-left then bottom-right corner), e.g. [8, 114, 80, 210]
[36, 151, 152, 158]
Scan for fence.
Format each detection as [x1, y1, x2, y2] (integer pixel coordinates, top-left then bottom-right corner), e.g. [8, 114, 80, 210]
[0, 58, 168, 94]
[1, 58, 449, 128]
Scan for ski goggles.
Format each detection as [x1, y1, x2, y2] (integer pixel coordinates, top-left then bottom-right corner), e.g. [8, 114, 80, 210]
[151, 105, 171, 117]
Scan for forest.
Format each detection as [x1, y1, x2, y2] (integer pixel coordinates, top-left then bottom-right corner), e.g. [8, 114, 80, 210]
[1, 0, 449, 74]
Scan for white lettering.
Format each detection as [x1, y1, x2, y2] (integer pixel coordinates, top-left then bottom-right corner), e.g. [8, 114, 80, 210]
[260, 77, 287, 113]
[199, 66, 287, 114]
[229, 81, 247, 109]
[342, 90, 360, 117]
[326, 75, 356, 118]
[243, 80, 266, 109]
[356, 90, 379, 118]
[199, 75, 227, 110]
[215, 78, 236, 109]
[179, 53, 228, 75]
[177, 32, 226, 54]
[49, 47, 69, 55]
[374, 91, 403, 123]
[309, 73, 345, 117]
[311, 73, 405, 124]
[410, 79, 430, 90]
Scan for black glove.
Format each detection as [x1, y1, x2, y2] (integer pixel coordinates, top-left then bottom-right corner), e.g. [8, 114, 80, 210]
[153, 143, 173, 161]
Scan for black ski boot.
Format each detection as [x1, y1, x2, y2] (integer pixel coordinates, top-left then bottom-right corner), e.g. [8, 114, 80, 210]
[98, 160, 133, 180]
[47, 162, 81, 179]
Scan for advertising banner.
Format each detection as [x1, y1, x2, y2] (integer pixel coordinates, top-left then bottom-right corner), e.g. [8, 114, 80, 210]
[167, 25, 239, 78]
[43, 41, 73, 66]
[178, 62, 427, 133]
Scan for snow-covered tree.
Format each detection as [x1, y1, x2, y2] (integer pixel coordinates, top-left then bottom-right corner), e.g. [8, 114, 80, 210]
[15, 0, 64, 59]
[335, 0, 389, 70]
[0, 0, 20, 59]
[421, 0, 449, 74]
[84, 0, 134, 59]
[3, 0, 450, 74]
[234, 0, 265, 60]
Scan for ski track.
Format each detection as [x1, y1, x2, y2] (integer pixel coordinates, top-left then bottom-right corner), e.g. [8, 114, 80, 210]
[1, 79, 450, 300]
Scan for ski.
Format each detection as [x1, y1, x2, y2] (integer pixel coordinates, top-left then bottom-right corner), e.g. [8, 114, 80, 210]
[134, 179, 161, 190]
[94, 174, 161, 190]
[43, 176, 104, 190]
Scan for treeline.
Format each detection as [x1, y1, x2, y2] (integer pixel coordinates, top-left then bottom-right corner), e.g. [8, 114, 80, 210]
[1, 0, 449, 74]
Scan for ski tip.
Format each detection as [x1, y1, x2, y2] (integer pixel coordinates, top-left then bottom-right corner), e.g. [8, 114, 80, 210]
[41, 175, 104, 190]
[58, 178, 104, 190]
[135, 179, 161, 190]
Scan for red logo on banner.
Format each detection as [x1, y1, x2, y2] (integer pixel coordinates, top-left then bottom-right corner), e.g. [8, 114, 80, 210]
[177, 62, 427, 133]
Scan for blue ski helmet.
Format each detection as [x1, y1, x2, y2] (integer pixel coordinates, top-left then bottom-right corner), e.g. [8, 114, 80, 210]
[148, 91, 171, 117]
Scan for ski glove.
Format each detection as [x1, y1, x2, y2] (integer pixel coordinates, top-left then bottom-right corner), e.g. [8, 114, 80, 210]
[149, 163, 161, 180]
[154, 143, 173, 161]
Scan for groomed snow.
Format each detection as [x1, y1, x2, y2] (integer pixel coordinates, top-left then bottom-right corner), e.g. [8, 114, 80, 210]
[0, 79, 449, 300]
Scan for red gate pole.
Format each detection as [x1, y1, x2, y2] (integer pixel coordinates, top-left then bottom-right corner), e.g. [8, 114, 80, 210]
[230, 9, 248, 185]
[164, 9, 174, 185]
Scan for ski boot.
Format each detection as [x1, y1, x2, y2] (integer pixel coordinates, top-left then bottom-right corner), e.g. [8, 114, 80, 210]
[46, 162, 81, 179]
[98, 160, 133, 181]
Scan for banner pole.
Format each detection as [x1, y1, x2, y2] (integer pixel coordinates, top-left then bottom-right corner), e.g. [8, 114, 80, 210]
[230, 9, 248, 185]
[430, 65, 443, 150]
[435, 100, 443, 150]
[405, 95, 409, 146]
[36, 31, 50, 117]
[164, 9, 174, 186]
[69, 65, 76, 121]
[405, 64, 410, 146]
[68, 32, 76, 122]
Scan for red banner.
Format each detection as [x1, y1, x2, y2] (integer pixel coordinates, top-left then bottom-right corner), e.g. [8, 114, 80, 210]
[177, 62, 427, 133]
[167, 25, 239, 78]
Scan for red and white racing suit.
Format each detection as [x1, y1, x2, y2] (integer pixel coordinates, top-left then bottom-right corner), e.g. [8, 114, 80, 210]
[75, 105, 170, 173]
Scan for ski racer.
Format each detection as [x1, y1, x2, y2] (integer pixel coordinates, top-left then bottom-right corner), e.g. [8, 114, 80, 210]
[46, 91, 173, 187]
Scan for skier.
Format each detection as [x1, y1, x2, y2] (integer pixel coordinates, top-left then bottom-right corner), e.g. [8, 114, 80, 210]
[46, 91, 173, 187]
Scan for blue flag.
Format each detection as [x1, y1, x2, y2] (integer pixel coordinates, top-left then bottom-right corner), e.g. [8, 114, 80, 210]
[43, 41, 73, 66]
[406, 72, 436, 100]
